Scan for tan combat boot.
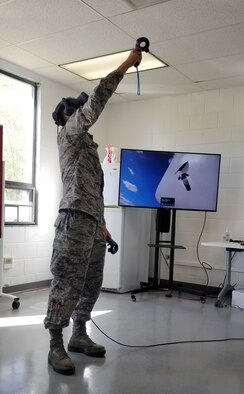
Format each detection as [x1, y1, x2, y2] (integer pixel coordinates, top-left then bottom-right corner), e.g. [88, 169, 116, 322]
[48, 328, 75, 375]
[68, 322, 105, 357]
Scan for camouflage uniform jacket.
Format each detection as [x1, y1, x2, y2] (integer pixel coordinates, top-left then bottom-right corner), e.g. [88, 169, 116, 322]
[57, 70, 123, 223]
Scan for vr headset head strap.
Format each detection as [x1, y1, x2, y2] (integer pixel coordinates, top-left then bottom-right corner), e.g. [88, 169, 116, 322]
[52, 92, 89, 126]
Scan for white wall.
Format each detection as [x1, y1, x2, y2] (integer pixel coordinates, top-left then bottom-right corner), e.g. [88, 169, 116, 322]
[2, 57, 244, 290]
[0, 60, 77, 287]
[0, 59, 109, 288]
[104, 88, 244, 288]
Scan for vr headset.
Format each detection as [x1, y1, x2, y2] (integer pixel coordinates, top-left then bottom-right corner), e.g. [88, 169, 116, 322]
[52, 91, 89, 126]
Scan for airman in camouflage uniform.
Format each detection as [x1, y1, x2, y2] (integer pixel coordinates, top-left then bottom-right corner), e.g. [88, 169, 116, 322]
[44, 48, 142, 375]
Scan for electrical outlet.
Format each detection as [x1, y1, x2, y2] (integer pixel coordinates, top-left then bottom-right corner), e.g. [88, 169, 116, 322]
[3, 257, 13, 269]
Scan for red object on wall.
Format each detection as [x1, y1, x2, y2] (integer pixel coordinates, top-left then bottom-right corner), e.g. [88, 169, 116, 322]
[0, 125, 2, 238]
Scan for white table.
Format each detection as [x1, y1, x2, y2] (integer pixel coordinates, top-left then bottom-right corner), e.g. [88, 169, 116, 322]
[201, 241, 244, 307]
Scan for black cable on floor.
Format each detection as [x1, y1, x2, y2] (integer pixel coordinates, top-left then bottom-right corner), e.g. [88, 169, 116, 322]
[91, 318, 244, 349]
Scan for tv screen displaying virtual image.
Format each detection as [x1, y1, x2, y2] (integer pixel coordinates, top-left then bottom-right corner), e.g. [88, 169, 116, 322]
[118, 149, 221, 212]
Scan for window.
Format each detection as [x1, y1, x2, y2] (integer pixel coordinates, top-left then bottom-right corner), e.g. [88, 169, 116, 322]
[0, 70, 38, 224]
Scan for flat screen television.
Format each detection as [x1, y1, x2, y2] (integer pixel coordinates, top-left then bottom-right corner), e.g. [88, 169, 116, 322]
[118, 149, 221, 212]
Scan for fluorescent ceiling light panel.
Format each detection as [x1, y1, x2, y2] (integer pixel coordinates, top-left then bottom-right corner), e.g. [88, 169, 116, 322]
[60, 51, 168, 81]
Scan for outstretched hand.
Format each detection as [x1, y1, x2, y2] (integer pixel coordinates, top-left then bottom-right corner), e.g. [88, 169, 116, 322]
[117, 48, 142, 75]
[126, 48, 142, 68]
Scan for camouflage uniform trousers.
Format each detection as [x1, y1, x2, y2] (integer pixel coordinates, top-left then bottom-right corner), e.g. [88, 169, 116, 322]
[44, 210, 106, 330]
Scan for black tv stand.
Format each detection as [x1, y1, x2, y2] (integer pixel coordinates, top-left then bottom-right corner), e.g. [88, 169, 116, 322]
[131, 209, 186, 301]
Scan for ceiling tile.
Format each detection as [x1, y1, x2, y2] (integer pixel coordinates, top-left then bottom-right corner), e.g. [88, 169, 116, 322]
[0, 0, 15, 4]
[119, 83, 202, 97]
[0, 38, 11, 48]
[36, 65, 96, 92]
[177, 54, 244, 82]
[128, 0, 171, 8]
[0, 46, 50, 69]
[1, 0, 244, 100]
[82, 0, 133, 16]
[19, 20, 134, 64]
[110, 0, 244, 42]
[137, 66, 193, 85]
[116, 72, 201, 96]
[0, 0, 101, 44]
[152, 23, 244, 65]
[197, 75, 244, 91]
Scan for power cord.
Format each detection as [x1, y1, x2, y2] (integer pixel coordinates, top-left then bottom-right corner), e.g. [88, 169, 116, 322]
[91, 318, 244, 348]
[196, 211, 212, 291]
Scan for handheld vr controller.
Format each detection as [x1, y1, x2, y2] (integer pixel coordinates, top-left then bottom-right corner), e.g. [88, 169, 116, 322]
[106, 236, 119, 255]
[134, 37, 150, 67]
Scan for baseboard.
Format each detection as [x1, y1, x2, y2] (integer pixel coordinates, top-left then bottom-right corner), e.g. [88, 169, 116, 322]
[2, 278, 220, 296]
[2, 279, 52, 294]
[151, 278, 220, 296]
